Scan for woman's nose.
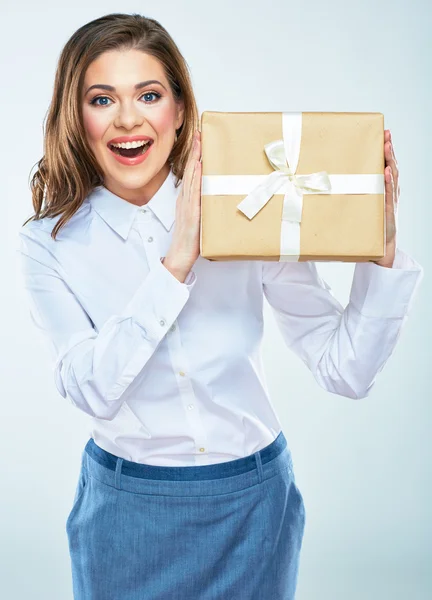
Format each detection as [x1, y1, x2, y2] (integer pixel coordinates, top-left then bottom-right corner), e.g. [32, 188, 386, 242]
[114, 103, 144, 129]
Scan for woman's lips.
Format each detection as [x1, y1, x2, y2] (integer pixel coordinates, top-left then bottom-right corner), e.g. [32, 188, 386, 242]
[107, 141, 154, 166]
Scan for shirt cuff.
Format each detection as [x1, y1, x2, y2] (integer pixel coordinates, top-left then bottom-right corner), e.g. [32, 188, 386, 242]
[122, 256, 197, 341]
[349, 247, 424, 319]
[391, 247, 418, 270]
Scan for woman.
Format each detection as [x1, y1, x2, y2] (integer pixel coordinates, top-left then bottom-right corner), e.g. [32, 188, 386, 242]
[18, 12, 423, 600]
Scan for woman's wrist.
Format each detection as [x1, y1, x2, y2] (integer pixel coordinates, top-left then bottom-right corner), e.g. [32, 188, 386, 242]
[160, 256, 189, 283]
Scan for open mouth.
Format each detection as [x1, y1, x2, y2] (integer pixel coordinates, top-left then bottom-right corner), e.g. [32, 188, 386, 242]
[108, 140, 153, 158]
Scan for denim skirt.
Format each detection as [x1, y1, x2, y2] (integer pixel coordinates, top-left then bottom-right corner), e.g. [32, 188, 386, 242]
[66, 430, 306, 599]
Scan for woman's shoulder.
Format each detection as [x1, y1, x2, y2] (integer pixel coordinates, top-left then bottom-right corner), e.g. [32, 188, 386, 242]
[18, 199, 93, 272]
[19, 198, 92, 242]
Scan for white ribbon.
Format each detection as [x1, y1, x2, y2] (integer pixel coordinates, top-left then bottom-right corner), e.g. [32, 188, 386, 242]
[202, 112, 384, 261]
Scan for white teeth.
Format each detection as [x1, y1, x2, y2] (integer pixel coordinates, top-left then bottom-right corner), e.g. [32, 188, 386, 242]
[111, 140, 151, 149]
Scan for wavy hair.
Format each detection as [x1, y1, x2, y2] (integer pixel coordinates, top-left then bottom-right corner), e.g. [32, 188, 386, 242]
[23, 13, 199, 240]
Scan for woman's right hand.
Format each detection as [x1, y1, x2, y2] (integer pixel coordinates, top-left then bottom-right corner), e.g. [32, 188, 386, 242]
[163, 130, 202, 283]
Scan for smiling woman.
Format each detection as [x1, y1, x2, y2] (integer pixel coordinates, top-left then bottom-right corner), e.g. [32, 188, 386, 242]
[18, 11, 309, 600]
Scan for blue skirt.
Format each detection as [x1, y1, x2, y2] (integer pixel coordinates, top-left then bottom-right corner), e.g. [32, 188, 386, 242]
[66, 430, 306, 599]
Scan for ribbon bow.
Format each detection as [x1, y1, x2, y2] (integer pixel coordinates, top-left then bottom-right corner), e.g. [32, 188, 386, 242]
[236, 139, 332, 221]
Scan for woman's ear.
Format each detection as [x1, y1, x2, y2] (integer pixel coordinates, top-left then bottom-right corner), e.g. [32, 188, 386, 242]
[175, 100, 185, 130]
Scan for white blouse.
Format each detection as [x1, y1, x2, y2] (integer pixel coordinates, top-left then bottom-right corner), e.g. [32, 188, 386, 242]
[17, 169, 424, 465]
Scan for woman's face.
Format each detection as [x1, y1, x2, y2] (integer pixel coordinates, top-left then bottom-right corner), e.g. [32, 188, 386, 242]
[81, 49, 184, 204]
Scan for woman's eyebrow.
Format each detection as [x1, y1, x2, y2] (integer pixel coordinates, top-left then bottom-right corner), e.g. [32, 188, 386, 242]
[84, 80, 167, 95]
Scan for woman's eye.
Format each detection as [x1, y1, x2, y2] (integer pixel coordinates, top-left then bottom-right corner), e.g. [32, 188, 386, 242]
[142, 91, 161, 103]
[90, 92, 161, 107]
[90, 96, 112, 107]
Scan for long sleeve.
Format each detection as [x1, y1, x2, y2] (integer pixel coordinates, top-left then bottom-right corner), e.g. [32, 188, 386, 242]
[262, 247, 424, 399]
[17, 231, 197, 420]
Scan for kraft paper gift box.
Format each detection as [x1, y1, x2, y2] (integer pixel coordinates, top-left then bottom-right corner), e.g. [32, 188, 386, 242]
[199, 111, 386, 262]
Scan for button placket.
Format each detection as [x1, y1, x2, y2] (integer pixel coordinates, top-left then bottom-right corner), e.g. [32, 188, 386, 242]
[136, 209, 174, 290]
[165, 325, 208, 461]
[136, 209, 156, 258]
[136, 213, 167, 328]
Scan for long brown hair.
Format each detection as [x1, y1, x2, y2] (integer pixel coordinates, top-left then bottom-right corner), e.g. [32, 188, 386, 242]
[23, 13, 199, 240]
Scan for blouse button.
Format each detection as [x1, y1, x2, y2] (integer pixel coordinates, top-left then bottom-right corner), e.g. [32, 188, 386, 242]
[147, 236, 153, 243]
[159, 319, 166, 327]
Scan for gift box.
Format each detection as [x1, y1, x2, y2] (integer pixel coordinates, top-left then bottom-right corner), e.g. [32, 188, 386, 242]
[199, 111, 386, 262]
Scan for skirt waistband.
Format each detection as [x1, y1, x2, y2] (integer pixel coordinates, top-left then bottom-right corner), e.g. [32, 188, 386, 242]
[82, 431, 293, 497]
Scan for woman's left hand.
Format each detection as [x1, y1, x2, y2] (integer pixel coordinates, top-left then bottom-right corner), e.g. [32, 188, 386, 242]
[372, 129, 399, 268]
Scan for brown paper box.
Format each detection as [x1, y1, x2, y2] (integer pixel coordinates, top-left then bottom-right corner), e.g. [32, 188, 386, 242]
[199, 111, 386, 262]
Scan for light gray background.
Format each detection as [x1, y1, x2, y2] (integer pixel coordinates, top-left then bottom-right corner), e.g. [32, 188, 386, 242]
[2, 0, 430, 598]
